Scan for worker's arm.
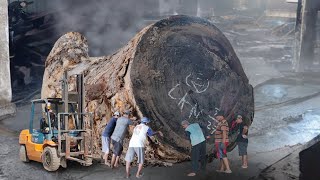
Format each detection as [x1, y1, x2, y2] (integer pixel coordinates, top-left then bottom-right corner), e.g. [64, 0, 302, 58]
[242, 125, 249, 138]
[129, 117, 139, 126]
[200, 124, 210, 139]
[243, 125, 248, 134]
[147, 128, 163, 137]
[185, 131, 191, 142]
[221, 125, 227, 143]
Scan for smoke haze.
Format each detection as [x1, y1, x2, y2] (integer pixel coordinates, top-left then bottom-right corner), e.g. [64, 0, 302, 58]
[49, 0, 152, 56]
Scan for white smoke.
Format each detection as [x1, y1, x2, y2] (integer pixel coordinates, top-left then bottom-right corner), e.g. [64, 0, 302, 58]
[49, 0, 151, 56]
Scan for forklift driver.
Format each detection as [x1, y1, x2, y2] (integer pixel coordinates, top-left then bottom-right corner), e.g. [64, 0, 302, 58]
[40, 103, 58, 133]
[48, 109, 58, 129]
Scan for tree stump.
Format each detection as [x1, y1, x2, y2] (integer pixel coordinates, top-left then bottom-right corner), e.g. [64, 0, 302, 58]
[41, 15, 254, 165]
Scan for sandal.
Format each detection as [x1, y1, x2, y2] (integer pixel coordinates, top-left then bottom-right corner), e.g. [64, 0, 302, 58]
[125, 174, 131, 179]
[224, 169, 232, 174]
[187, 173, 196, 176]
[136, 173, 144, 178]
[105, 162, 111, 167]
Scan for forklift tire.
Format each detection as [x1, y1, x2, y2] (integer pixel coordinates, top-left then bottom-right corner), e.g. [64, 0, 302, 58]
[19, 145, 29, 162]
[42, 147, 60, 171]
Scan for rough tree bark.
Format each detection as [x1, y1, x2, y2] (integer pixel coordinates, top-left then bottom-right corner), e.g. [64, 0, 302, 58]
[41, 15, 254, 165]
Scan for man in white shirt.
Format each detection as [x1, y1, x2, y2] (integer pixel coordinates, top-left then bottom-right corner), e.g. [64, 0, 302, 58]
[125, 117, 163, 178]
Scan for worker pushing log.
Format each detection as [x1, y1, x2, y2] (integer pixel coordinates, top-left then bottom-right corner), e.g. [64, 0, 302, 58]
[41, 15, 254, 165]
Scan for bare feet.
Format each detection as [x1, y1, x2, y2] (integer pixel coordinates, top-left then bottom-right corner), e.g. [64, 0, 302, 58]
[187, 172, 196, 176]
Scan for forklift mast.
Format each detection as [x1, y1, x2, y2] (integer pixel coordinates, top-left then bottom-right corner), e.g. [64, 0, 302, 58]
[61, 71, 85, 127]
[58, 71, 93, 166]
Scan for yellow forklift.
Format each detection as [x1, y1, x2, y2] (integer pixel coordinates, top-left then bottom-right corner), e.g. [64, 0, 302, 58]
[19, 72, 93, 171]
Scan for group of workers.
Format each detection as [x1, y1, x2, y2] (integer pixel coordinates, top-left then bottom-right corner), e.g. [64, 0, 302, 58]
[182, 112, 249, 177]
[101, 110, 163, 178]
[101, 110, 249, 178]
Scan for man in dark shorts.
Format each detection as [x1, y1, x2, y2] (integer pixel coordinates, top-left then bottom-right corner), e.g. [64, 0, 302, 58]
[215, 112, 232, 173]
[181, 120, 210, 177]
[110, 110, 135, 168]
[235, 115, 249, 168]
[101, 111, 120, 166]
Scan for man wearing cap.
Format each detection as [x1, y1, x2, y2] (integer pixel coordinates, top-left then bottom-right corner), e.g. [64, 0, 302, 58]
[110, 110, 135, 168]
[215, 112, 232, 173]
[125, 117, 163, 178]
[181, 120, 210, 177]
[41, 103, 57, 133]
[101, 111, 120, 166]
[235, 115, 249, 168]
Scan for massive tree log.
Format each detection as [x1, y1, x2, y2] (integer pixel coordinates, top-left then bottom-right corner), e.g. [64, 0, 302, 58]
[41, 15, 254, 165]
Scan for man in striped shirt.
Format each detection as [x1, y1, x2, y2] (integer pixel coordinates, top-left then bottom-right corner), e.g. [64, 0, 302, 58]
[214, 112, 232, 173]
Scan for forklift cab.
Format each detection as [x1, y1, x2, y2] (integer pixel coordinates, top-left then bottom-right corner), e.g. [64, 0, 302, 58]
[30, 98, 81, 144]
[30, 98, 62, 144]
